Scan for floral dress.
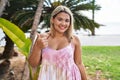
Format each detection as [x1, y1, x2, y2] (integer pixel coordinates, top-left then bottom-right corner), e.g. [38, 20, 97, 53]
[38, 43, 81, 80]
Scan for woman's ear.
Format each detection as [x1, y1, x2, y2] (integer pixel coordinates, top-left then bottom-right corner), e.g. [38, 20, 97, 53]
[50, 18, 54, 24]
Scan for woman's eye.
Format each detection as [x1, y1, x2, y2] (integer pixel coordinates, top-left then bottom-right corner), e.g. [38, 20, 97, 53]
[58, 18, 62, 21]
[57, 17, 70, 22]
[65, 19, 70, 22]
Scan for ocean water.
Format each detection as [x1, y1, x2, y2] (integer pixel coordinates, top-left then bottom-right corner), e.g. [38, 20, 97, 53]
[95, 22, 120, 35]
[75, 22, 120, 35]
[0, 22, 120, 46]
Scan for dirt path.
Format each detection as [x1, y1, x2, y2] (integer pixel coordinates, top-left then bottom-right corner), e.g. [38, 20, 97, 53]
[0, 53, 26, 80]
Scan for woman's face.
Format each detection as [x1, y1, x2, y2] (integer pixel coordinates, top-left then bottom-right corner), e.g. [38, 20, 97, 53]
[52, 12, 70, 34]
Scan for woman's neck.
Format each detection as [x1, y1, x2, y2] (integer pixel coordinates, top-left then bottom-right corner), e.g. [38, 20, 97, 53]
[54, 32, 65, 38]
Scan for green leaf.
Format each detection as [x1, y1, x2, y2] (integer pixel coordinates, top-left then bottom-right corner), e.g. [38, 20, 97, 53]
[0, 18, 31, 57]
[20, 38, 32, 57]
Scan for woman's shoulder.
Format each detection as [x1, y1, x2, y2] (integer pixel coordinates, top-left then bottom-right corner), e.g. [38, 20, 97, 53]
[72, 35, 81, 46]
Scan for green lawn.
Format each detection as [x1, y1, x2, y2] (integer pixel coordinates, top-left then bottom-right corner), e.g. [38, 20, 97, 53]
[82, 46, 120, 80]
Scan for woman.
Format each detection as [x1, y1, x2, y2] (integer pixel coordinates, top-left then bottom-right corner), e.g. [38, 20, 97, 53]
[28, 5, 87, 80]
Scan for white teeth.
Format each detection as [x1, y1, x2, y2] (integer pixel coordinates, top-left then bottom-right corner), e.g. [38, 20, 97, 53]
[60, 26, 65, 30]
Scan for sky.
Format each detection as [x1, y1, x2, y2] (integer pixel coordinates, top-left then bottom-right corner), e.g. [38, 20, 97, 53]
[80, 0, 120, 35]
[83, 0, 120, 23]
[95, 0, 120, 23]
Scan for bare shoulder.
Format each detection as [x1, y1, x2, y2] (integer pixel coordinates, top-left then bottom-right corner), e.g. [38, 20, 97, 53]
[72, 35, 81, 46]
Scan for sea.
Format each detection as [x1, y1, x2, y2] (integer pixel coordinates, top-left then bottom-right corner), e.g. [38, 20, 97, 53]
[76, 22, 120, 35]
[0, 22, 120, 46]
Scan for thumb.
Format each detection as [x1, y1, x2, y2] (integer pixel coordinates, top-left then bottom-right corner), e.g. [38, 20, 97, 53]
[40, 33, 49, 39]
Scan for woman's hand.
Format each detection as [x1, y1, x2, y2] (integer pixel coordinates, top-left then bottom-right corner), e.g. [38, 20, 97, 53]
[28, 33, 49, 67]
[36, 33, 49, 49]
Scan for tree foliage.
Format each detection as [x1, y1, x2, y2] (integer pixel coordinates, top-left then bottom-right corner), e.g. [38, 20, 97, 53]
[2, 0, 101, 34]
[41, 0, 101, 34]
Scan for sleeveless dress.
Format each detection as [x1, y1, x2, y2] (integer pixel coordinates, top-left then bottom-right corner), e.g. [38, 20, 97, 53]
[38, 43, 81, 80]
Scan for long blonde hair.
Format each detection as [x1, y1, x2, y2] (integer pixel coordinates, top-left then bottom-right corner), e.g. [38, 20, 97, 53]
[50, 5, 74, 42]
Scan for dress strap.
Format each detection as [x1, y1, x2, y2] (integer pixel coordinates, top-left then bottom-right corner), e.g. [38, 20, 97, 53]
[70, 37, 75, 50]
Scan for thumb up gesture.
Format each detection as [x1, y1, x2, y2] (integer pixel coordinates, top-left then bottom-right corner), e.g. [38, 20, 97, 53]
[35, 33, 49, 49]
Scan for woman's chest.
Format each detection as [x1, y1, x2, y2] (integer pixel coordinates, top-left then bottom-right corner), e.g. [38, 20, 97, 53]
[48, 37, 69, 50]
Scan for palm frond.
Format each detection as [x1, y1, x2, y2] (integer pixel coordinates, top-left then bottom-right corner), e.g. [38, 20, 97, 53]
[41, 0, 101, 35]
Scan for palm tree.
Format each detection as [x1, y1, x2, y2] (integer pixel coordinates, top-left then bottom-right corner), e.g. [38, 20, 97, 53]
[30, 0, 45, 40]
[1, 0, 45, 79]
[8, 0, 101, 36]
[0, 0, 101, 59]
[22, 0, 45, 79]
[0, 0, 16, 59]
[91, 0, 96, 35]
[41, 0, 101, 35]
[0, 0, 38, 59]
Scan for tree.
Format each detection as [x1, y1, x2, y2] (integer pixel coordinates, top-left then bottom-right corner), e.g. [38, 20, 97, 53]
[30, 0, 45, 40]
[0, 0, 44, 79]
[0, 0, 15, 59]
[41, 0, 101, 35]
[0, 18, 31, 79]
[91, 0, 95, 35]
[0, 0, 38, 59]
[10, 0, 101, 36]
[0, 0, 101, 58]
[22, 0, 45, 80]
[0, 0, 101, 59]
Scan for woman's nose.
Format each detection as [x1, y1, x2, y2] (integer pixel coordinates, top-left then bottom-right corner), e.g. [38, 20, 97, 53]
[61, 21, 66, 25]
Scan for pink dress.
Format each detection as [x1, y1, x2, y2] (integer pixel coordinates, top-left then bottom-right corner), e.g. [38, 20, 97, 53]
[38, 43, 81, 80]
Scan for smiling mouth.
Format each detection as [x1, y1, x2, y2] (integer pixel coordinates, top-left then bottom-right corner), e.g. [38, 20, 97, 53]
[59, 26, 66, 30]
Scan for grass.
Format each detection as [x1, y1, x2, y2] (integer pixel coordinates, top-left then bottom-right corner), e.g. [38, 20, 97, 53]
[82, 46, 120, 80]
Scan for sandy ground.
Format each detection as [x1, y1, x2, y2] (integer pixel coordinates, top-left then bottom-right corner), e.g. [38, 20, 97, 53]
[0, 47, 26, 80]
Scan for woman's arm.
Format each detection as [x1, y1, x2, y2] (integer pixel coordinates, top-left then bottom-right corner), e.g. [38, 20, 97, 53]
[28, 33, 48, 68]
[28, 34, 41, 68]
[73, 35, 87, 80]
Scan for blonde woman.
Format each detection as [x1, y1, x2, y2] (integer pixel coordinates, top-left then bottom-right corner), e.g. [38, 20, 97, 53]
[28, 5, 87, 80]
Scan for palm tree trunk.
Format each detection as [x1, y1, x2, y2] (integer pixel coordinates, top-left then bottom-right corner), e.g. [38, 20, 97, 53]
[91, 0, 95, 36]
[22, 0, 45, 79]
[91, 28, 95, 35]
[0, 0, 14, 59]
[2, 35, 14, 59]
[30, 0, 45, 40]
